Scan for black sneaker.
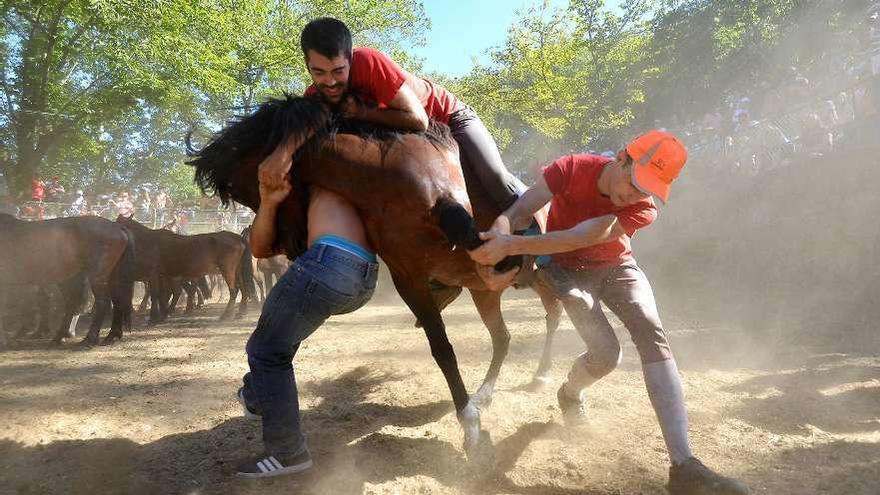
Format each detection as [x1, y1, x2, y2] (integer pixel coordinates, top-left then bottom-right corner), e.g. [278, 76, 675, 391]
[237, 387, 260, 421]
[556, 384, 587, 425]
[236, 450, 313, 479]
[668, 457, 749, 495]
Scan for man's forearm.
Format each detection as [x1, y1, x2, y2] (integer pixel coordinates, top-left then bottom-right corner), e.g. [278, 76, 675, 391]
[506, 215, 622, 256]
[360, 107, 428, 132]
[250, 203, 279, 258]
[498, 185, 552, 232]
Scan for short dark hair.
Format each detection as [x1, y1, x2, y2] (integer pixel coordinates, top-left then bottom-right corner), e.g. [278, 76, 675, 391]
[300, 17, 352, 61]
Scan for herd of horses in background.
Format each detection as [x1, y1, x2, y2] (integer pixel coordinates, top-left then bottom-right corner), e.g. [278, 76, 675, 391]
[0, 213, 290, 350]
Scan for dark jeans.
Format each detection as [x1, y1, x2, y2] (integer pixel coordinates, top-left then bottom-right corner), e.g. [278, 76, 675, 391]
[241, 243, 378, 456]
[448, 105, 526, 210]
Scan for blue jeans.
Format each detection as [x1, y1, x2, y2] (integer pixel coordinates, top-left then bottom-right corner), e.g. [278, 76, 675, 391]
[241, 242, 378, 456]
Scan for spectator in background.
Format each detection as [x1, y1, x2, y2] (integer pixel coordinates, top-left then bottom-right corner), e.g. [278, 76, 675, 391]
[112, 191, 134, 218]
[733, 108, 754, 132]
[701, 108, 724, 151]
[67, 189, 89, 216]
[154, 186, 172, 228]
[46, 176, 65, 202]
[820, 99, 839, 127]
[135, 188, 151, 222]
[30, 175, 45, 202]
[30, 175, 45, 220]
[800, 113, 833, 156]
[177, 209, 190, 234]
[838, 91, 855, 123]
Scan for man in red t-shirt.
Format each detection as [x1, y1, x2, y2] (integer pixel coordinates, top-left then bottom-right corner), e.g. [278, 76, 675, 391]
[259, 17, 527, 224]
[30, 175, 45, 220]
[468, 131, 749, 495]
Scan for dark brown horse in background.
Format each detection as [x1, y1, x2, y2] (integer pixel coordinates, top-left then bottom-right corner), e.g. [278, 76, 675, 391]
[240, 225, 289, 303]
[0, 214, 135, 346]
[189, 95, 565, 458]
[116, 216, 254, 322]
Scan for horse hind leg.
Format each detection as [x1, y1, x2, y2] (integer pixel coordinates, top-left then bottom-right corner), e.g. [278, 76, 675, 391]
[167, 281, 183, 316]
[80, 283, 111, 347]
[219, 266, 239, 320]
[532, 284, 564, 387]
[468, 289, 510, 409]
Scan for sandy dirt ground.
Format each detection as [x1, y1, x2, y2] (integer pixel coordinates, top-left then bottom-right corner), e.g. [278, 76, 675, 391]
[1, 291, 878, 495]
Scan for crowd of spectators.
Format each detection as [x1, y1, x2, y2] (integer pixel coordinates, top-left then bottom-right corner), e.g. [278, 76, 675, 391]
[665, 10, 880, 179]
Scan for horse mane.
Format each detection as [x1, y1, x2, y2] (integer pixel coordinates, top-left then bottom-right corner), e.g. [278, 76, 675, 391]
[188, 93, 457, 205]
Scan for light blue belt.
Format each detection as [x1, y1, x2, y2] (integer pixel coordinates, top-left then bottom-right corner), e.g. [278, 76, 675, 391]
[313, 234, 377, 263]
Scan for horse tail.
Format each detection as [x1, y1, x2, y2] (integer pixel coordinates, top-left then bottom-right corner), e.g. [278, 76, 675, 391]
[433, 196, 523, 273]
[237, 239, 257, 303]
[110, 230, 136, 334]
[434, 196, 483, 251]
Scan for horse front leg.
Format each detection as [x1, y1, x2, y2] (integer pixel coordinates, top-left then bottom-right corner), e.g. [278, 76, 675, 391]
[390, 272, 489, 461]
[468, 289, 510, 409]
[182, 281, 196, 314]
[51, 279, 84, 345]
[532, 281, 564, 386]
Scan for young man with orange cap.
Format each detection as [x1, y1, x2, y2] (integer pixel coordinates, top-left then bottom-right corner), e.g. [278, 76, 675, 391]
[468, 130, 749, 495]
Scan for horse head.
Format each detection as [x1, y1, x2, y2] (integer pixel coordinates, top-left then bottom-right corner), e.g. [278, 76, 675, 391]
[188, 95, 332, 258]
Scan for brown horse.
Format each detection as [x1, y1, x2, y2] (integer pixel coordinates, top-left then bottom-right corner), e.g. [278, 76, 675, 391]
[189, 95, 568, 458]
[240, 225, 288, 303]
[116, 216, 254, 321]
[0, 214, 135, 346]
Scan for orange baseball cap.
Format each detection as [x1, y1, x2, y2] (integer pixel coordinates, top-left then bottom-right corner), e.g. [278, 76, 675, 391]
[626, 130, 688, 204]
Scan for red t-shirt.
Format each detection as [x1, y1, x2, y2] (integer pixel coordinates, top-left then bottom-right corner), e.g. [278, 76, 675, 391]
[305, 47, 460, 123]
[31, 180, 45, 201]
[542, 154, 657, 270]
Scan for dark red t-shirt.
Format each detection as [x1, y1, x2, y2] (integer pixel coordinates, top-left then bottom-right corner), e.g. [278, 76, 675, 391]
[542, 154, 657, 270]
[305, 47, 460, 123]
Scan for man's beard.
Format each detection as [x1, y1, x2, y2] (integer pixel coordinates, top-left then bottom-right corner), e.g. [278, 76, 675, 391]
[318, 86, 349, 109]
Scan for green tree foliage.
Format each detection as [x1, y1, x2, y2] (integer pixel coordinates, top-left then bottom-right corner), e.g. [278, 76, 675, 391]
[0, 0, 427, 197]
[451, 0, 869, 176]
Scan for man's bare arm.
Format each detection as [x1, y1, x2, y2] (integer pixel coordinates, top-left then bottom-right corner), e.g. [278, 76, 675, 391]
[488, 178, 554, 235]
[250, 181, 292, 258]
[257, 131, 314, 189]
[348, 84, 429, 132]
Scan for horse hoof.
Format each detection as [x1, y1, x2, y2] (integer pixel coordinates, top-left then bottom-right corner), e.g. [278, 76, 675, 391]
[100, 337, 120, 346]
[76, 339, 97, 350]
[457, 401, 483, 454]
[465, 430, 496, 473]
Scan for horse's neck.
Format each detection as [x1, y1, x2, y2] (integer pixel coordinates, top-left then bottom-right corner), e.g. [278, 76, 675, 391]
[299, 136, 402, 205]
